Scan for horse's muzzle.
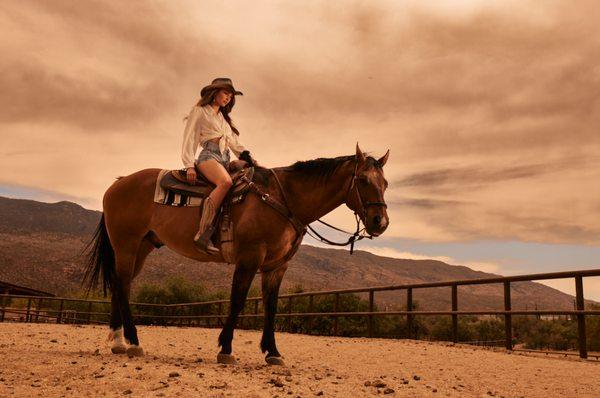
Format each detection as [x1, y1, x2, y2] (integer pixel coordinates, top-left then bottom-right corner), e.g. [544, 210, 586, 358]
[367, 214, 389, 237]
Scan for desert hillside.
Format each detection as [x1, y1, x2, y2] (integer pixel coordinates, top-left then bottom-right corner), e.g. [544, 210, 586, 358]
[0, 196, 577, 310]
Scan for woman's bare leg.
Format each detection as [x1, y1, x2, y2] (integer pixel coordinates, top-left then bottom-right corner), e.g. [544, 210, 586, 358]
[196, 159, 233, 208]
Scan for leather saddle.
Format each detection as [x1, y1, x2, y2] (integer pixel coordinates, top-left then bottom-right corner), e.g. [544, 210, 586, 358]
[160, 167, 255, 198]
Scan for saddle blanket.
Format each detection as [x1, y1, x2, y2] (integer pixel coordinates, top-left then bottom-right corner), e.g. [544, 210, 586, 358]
[154, 169, 204, 207]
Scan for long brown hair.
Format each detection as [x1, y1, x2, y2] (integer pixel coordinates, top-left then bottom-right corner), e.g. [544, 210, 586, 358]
[194, 87, 240, 136]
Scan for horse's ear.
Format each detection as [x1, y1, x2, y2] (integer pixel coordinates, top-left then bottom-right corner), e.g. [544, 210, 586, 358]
[356, 143, 366, 164]
[377, 149, 390, 167]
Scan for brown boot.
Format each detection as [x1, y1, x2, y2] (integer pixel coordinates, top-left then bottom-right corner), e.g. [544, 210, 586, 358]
[193, 196, 220, 254]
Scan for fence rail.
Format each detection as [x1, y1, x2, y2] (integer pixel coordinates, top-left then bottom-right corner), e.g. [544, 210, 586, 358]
[1, 268, 599, 359]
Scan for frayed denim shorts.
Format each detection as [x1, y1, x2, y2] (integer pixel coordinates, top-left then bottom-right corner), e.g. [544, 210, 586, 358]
[196, 141, 230, 167]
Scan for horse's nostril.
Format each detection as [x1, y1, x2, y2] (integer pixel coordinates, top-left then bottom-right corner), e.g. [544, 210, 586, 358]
[373, 215, 381, 225]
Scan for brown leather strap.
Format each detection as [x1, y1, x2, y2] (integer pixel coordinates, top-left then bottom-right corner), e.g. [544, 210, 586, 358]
[240, 174, 306, 236]
[240, 172, 307, 271]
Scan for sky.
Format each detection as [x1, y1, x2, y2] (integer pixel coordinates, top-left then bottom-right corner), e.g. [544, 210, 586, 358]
[1, 0, 600, 299]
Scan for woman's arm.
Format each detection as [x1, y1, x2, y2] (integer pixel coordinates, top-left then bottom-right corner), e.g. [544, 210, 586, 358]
[181, 107, 201, 169]
[228, 131, 247, 158]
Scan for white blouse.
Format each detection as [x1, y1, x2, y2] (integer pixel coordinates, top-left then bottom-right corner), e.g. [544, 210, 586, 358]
[181, 104, 246, 168]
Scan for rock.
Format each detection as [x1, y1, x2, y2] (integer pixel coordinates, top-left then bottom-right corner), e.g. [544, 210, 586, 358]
[372, 380, 386, 388]
[209, 381, 228, 389]
[383, 388, 395, 394]
[413, 375, 421, 381]
[50, 339, 58, 343]
[122, 389, 132, 395]
[269, 378, 284, 387]
[135, 366, 142, 370]
[168, 372, 180, 378]
[364, 381, 371, 387]
[93, 349, 100, 356]
[315, 392, 324, 396]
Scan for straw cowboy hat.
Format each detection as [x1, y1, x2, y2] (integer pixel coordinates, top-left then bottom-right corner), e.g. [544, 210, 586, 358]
[200, 77, 243, 98]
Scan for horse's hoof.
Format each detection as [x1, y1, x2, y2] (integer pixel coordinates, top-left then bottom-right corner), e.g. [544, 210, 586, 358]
[217, 353, 237, 365]
[126, 345, 145, 357]
[111, 345, 127, 354]
[265, 356, 285, 366]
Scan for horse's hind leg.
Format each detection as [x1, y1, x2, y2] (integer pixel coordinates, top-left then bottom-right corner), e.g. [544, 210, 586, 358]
[108, 238, 154, 354]
[260, 265, 287, 366]
[112, 239, 146, 357]
[108, 295, 126, 354]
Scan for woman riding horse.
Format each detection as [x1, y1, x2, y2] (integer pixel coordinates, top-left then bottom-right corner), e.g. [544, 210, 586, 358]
[84, 78, 390, 364]
[182, 77, 257, 254]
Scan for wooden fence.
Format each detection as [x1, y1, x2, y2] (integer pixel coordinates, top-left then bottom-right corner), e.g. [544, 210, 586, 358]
[1, 268, 599, 359]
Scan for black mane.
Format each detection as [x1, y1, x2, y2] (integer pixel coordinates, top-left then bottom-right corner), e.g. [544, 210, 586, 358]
[286, 155, 356, 180]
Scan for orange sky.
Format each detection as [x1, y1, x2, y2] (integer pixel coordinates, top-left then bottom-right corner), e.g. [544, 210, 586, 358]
[1, 0, 600, 250]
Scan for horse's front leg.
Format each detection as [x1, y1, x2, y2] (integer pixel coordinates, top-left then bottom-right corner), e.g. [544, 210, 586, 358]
[260, 264, 287, 366]
[217, 262, 259, 364]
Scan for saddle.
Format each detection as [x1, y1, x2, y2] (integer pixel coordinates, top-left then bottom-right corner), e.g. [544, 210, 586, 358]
[160, 167, 255, 198]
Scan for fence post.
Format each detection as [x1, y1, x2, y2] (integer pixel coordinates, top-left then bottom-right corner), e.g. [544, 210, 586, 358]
[451, 285, 458, 343]
[406, 288, 413, 339]
[333, 293, 339, 336]
[240, 303, 245, 329]
[307, 295, 314, 335]
[287, 297, 292, 332]
[368, 290, 374, 338]
[35, 298, 42, 322]
[57, 299, 64, 324]
[575, 276, 587, 359]
[254, 299, 259, 330]
[25, 298, 32, 322]
[217, 302, 223, 328]
[86, 301, 93, 324]
[504, 281, 513, 350]
[0, 293, 7, 322]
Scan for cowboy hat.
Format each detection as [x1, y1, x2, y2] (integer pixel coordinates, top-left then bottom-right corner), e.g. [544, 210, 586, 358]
[200, 77, 243, 98]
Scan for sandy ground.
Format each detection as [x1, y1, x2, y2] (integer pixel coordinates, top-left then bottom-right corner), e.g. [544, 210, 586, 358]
[0, 323, 598, 398]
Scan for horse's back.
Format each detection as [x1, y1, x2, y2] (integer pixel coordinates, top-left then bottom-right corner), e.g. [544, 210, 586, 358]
[103, 168, 163, 239]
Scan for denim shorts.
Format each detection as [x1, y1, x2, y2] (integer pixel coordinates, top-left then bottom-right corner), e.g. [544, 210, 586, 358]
[196, 141, 230, 167]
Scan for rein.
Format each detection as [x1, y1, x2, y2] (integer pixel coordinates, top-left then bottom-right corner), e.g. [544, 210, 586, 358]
[306, 159, 386, 254]
[240, 170, 307, 272]
[241, 158, 386, 268]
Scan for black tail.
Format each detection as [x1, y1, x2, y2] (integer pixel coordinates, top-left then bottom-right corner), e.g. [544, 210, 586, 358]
[82, 213, 115, 297]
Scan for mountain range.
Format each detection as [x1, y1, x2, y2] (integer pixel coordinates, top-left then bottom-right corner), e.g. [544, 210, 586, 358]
[0, 196, 578, 310]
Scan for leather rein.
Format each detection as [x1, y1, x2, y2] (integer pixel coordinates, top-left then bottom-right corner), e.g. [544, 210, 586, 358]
[306, 159, 387, 253]
[241, 159, 386, 270]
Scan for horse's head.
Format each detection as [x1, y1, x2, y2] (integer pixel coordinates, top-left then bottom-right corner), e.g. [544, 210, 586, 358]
[345, 144, 390, 237]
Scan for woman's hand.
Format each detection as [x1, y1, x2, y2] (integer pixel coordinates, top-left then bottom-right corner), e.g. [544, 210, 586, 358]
[186, 167, 197, 184]
[229, 159, 247, 171]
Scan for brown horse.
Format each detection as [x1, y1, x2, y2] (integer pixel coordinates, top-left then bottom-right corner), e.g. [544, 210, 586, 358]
[84, 144, 389, 365]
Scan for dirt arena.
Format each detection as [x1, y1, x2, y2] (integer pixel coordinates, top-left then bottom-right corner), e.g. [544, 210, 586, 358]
[0, 323, 598, 397]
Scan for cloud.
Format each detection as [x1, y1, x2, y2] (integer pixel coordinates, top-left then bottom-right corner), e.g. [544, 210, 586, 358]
[395, 157, 594, 189]
[1, 0, 599, 245]
[358, 244, 500, 274]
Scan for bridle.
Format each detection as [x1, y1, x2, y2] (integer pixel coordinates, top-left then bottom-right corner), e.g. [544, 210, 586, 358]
[306, 158, 387, 253]
[345, 158, 388, 218]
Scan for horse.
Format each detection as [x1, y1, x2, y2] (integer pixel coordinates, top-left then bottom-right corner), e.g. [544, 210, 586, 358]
[83, 144, 389, 365]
